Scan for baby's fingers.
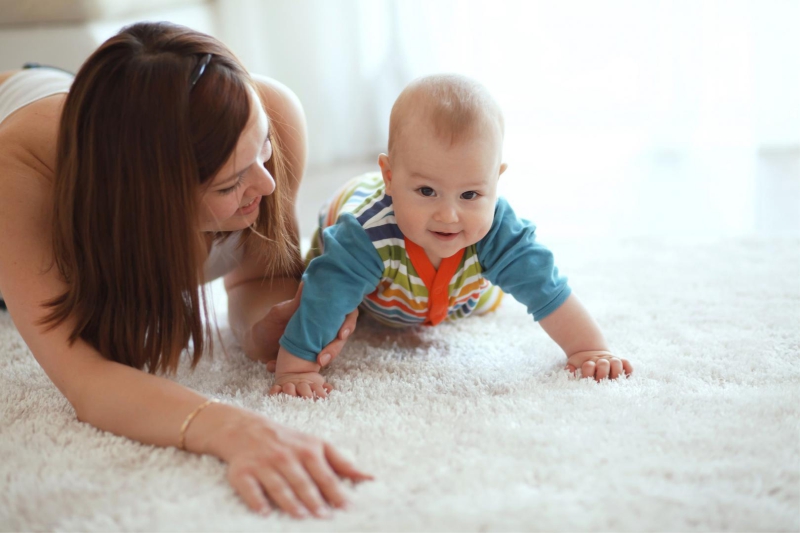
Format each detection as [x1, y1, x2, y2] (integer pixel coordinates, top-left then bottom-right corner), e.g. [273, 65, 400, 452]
[296, 382, 315, 399]
[269, 384, 283, 396]
[594, 358, 611, 381]
[310, 383, 329, 399]
[581, 360, 596, 380]
[608, 358, 624, 380]
[282, 383, 298, 397]
[622, 358, 633, 376]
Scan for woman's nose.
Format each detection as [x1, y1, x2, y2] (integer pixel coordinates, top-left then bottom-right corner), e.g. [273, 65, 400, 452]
[253, 164, 276, 197]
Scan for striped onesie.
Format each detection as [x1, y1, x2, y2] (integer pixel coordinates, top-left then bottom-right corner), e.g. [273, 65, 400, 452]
[308, 173, 504, 327]
[280, 173, 571, 362]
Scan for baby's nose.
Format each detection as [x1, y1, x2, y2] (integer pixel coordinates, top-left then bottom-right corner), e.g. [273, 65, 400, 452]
[435, 205, 458, 223]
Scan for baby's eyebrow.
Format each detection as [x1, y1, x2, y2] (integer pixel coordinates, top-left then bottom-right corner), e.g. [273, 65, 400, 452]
[409, 171, 436, 181]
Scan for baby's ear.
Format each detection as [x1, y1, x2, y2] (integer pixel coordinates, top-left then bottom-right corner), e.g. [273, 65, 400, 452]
[499, 162, 508, 177]
[378, 154, 393, 194]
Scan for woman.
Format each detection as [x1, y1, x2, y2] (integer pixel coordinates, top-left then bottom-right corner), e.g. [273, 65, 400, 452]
[0, 22, 365, 519]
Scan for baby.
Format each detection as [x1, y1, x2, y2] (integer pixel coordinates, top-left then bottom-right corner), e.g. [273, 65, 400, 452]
[270, 74, 632, 398]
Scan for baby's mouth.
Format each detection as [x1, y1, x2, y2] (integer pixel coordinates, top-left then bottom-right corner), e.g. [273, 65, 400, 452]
[430, 230, 460, 241]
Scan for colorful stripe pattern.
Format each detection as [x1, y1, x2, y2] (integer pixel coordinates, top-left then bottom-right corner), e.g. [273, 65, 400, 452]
[308, 173, 502, 327]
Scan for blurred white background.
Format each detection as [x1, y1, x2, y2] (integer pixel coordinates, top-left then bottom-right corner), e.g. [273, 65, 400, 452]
[1, 0, 798, 239]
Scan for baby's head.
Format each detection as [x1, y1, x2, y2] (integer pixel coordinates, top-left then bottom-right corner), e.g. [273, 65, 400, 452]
[379, 74, 507, 266]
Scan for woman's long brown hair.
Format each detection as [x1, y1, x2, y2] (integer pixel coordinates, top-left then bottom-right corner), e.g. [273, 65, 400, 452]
[42, 22, 301, 374]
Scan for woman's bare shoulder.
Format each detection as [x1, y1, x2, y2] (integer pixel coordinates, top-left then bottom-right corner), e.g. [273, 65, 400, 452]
[0, 93, 65, 186]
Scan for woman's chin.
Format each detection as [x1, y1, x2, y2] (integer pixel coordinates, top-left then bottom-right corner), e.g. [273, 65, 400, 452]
[200, 210, 259, 233]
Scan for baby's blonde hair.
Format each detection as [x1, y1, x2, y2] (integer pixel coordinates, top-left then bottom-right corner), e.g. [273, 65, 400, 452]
[388, 74, 504, 158]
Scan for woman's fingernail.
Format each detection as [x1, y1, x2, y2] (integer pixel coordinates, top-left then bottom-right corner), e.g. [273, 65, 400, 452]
[342, 328, 350, 339]
[320, 354, 331, 366]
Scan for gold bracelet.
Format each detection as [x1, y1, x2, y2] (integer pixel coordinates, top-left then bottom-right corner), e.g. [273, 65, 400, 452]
[179, 398, 219, 451]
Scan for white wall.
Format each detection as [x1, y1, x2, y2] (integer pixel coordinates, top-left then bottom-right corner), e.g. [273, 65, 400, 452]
[0, 3, 218, 73]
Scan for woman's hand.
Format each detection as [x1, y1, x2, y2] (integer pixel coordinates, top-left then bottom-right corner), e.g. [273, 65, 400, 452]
[206, 409, 373, 518]
[249, 282, 358, 372]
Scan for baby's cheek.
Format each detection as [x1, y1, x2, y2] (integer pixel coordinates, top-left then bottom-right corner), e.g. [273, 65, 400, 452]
[470, 220, 493, 243]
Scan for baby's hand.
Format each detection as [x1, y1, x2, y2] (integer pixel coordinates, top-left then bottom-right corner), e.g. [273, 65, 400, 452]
[269, 347, 333, 399]
[270, 370, 333, 399]
[566, 350, 633, 381]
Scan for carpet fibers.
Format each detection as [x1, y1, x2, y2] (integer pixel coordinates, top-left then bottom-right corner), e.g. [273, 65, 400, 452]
[1, 237, 798, 532]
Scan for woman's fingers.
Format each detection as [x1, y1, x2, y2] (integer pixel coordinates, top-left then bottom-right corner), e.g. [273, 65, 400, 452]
[229, 472, 272, 515]
[255, 468, 310, 519]
[277, 461, 331, 518]
[325, 442, 374, 481]
[338, 308, 358, 340]
[317, 308, 359, 367]
[304, 452, 350, 509]
[278, 281, 304, 319]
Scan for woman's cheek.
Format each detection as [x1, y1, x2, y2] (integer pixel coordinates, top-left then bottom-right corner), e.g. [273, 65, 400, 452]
[211, 198, 240, 222]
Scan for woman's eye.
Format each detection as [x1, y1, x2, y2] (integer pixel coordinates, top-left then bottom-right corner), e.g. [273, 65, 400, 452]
[218, 174, 245, 195]
[461, 191, 479, 200]
[419, 186, 435, 197]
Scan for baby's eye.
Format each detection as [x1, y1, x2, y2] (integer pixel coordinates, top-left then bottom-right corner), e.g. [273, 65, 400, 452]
[418, 186, 435, 197]
[461, 191, 480, 200]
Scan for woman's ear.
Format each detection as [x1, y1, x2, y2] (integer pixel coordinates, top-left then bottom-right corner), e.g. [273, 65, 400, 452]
[378, 153, 393, 194]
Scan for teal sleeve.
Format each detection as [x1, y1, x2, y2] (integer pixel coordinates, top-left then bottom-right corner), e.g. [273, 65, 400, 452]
[279, 214, 384, 361]
[476, 197, 571, 321]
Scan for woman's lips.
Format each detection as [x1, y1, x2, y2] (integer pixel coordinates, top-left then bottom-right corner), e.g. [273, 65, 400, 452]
[237, 195, 261, 215]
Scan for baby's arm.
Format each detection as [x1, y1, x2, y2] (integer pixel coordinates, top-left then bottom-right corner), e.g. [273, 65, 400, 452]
[270, 214, 384, 398]
[477, 198, 632, 380]
[538, 294, 632, 380]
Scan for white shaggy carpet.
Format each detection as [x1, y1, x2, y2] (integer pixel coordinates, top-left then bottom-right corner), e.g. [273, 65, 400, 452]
[1, 237, 799, 532]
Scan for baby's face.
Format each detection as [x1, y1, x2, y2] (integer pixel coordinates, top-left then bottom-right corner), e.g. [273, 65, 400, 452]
[381, 123, 505, 268]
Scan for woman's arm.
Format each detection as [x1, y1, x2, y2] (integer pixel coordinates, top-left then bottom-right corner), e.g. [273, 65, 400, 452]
[0, 144, 369, 518]
[225, 76, 357, 369]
